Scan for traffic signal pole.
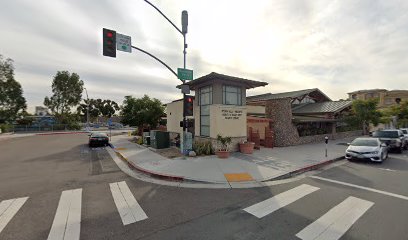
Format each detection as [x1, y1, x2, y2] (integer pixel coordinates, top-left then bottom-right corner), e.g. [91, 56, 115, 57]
[143, 0, 189, 154]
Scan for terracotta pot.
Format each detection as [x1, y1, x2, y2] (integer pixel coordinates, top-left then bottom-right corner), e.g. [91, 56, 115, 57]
[239, 142, 255, 154]
[215, 150, 230, 158]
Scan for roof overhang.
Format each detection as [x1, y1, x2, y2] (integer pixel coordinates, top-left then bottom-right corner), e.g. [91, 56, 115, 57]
[177, 72, 268, 91]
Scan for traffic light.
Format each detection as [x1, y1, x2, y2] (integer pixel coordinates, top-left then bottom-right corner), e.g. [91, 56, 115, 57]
[184, 95, 194, 116]
[103, 28, 116, 58]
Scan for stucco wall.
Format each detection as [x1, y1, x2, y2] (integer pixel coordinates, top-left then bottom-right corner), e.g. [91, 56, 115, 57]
[166, 100, 194, 135]
[210, 104, 247, 138]
[265, 98, 299, 146]
[247, 105, 266, 115]
[166, 100, 183, 135]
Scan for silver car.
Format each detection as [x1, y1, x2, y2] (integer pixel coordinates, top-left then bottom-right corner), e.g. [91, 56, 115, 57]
[345, 138, 388, 163]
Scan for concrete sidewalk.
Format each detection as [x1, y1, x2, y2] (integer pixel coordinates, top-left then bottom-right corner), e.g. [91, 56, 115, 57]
[110, 135, 357, 185]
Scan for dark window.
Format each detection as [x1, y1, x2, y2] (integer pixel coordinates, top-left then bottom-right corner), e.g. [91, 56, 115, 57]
[199, 86, 212, 137]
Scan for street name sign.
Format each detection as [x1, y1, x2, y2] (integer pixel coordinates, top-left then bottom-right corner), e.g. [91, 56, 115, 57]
[177, 68, 193, 81]
[116, 33, 132, 53]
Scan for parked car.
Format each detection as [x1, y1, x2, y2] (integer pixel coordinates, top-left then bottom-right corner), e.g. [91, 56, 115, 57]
[345, 137, 388, 162]
[88, 132, 109, 147]
[400, 128, 408, 149]
[372, 129, 405, 153]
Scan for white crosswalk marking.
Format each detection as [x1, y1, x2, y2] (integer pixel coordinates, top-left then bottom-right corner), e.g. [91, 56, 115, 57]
[0, 197, 28, 234]
[110, 181, 148, 225]
[47, 188, 82, 240]
[243, 184, 320, 218]
[296, 196, 374, 240]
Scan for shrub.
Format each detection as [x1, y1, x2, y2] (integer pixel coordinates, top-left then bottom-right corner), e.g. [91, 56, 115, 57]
[0, 124, 13, 133]
[193, 141, 214, 155]
[67, 122, 81, 130]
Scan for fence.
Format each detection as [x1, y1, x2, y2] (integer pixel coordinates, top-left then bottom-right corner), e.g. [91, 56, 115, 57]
[12, 124, 72, 132]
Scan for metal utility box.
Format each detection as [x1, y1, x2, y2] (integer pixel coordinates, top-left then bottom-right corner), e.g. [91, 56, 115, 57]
[150, 130, 170, 149]
[143, 132, 151, 146]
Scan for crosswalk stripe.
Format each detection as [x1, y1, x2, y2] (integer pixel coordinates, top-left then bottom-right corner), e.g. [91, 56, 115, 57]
[243, 184, 319, 218]
[47, 188, 82, 240]
[110, 181, 148, 225]
[296, 196, 374, 240]
[0, 197, 29, 234]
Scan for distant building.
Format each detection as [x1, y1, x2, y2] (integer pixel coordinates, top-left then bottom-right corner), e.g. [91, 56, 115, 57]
[35, 106, 49, 116]
[348, 89, 408, 109]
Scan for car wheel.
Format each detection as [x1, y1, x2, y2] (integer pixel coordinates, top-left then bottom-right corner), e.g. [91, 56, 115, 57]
[397, 147, 403, 153]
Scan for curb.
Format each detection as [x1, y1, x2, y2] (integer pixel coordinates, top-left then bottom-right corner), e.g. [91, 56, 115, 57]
[270, 156, 345, 181]
[111, 146, 185, 182]
[36, 131, 88, 136]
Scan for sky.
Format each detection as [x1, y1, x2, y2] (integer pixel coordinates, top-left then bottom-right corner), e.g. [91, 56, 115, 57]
[1, 0, 408, 113]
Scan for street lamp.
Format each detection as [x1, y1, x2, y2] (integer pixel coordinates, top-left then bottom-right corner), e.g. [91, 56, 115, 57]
[84, 87, 90, 130]
[143, 0, 189, 153]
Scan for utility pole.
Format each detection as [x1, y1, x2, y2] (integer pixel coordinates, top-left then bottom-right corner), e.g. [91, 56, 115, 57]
[84, 87, 90, 131]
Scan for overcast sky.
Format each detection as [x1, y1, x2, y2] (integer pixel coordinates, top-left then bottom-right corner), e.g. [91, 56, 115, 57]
[1, 0, 408, 112]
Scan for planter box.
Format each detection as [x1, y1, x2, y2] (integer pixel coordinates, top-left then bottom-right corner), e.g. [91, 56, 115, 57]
[215, 150, 230, 158]
[239, 142, 255, 154]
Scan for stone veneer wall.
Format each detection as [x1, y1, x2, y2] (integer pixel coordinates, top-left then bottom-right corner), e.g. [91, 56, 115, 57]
[195, 136, 247, 152]
[297, 130, 363, 145]
[265, 98, 299, 147]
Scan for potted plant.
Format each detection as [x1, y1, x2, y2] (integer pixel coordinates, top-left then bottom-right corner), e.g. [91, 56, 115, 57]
[215, 134, 232, 158]
[239, 140, 255, 154]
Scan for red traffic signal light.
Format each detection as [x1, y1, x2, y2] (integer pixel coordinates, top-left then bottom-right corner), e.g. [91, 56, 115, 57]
[184, 95, 194, 116]
[103, 28, 116, 58]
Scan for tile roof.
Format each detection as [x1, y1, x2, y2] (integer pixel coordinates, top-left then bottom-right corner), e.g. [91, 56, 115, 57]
[247, 88, 331, 102]
[292, 100, 352, 114]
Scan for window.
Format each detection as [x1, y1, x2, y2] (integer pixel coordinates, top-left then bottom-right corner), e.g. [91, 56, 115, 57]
[222, 85, 242, 105]
[385, 98, 393, 105]
[199, 86, 212, 137]
[199, 86, 212, 106]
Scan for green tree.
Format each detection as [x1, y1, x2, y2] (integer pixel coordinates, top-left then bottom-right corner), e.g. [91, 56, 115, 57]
[99, 99, 120, 118]
[383, 100, 408, 127]
[44, 71, 83, 123]
[77, 98, 120, 122]
[121, 95, 164, 130]
[350, 99, 382, 134]
[0, 55, 27, 123]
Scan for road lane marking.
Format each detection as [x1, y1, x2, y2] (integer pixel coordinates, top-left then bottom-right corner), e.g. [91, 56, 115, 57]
[47, 189, 82, 240]
[296, 196, 373, 240]
[377, 168, 396, 172]
[243, 184, 319, 218]
[310, 176, 408, 201]
[0, 197, 28, 234]
[110, 181, 147, 225]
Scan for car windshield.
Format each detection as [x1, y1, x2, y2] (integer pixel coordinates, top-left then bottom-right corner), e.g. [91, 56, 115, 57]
[350, 139, 378, 146]
[372, 131, 399, 138]
[402, 130, 407, 134]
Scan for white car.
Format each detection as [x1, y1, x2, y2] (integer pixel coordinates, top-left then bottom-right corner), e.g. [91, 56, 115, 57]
[400, 128, 408, 149]
[345, 137, 388, 163]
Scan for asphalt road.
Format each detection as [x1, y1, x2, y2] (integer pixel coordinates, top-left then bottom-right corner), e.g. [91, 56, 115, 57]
[0, 134, 407, 240]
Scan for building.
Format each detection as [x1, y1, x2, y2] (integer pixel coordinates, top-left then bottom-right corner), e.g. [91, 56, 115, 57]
[348, 89, 408, 109]
[166, 72, 268, 151]
[247, 88, 357, 146]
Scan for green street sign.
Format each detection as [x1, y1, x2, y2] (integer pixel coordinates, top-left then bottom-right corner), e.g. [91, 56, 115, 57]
[177, 68, 193, 81]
